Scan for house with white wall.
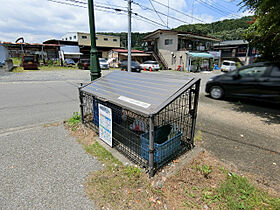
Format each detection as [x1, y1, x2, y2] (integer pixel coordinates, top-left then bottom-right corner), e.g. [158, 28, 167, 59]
[142, 29, 220, 71]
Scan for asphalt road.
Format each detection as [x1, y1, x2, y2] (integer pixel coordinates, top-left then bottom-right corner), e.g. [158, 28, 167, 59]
[0, 68, 279, 208]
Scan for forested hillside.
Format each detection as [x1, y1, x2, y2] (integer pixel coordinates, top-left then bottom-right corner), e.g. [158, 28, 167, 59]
[175, 16, 254, 40]
[99, 16, 254, 49]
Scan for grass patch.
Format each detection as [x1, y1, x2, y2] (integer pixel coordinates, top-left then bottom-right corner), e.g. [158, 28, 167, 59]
[39, 65, 78, 71]
[11, 57, 22, 66]
[217, 172, 280, 209]
[66, 112, 81, 131]
[161, 152, 280, 209]
[11, 66, 24, 73]
[194, 130, 202, 143]
[85, 142, 121, 166]
[10, 65, 79, 72]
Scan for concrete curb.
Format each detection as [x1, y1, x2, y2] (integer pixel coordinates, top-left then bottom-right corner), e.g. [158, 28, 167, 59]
[165, 146, 205, 178]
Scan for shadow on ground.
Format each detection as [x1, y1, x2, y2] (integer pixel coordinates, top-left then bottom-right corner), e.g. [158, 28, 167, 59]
[202, 95, 280, 125]
[228, 99, 280, 125]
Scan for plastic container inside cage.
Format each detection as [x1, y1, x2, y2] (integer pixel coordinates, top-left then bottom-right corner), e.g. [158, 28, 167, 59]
[141, 124, 182, 164]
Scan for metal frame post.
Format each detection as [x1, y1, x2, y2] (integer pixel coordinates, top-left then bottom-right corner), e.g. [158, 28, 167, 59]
[88, 0, 101, 81]
[127, 0, 132, 72]
[190, 79, 200, 147]
[149, 115, 155, 177]
[79, 84, 85, 123]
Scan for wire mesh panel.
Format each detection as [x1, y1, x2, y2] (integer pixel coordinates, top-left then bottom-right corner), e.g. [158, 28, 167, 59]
[151, 80, 200, 169]
[79, 72, 200, 175]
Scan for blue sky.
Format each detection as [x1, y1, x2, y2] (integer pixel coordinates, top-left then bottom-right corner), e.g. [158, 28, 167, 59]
[0, 0, 252, 43]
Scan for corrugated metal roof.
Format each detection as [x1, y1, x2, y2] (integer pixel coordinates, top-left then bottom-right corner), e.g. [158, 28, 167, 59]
[187, 52, 214, 58]
[214, 40, 248, 46]
[81, 71, 197, 116]
[112, 49, 144, 53]
[119, 53, 151, 57]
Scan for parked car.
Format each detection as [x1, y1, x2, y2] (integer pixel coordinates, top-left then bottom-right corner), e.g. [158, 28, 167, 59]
[221, 60, 236, 72]
[120, 60, 141, 73]
[22, 55, 39, 70]
[64, 59, 75, 67]
[78, 58, 110, 70]
[78, 59, 90, 70]
[99, 58, 109, 70]
[140, 60, 160, 71]
[206, 62, 280, 103]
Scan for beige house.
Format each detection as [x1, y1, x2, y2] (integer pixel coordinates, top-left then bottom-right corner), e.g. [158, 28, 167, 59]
[143, 29, 220, 70]
[61, 32, 121, 59]
[62, 32, 120, 48]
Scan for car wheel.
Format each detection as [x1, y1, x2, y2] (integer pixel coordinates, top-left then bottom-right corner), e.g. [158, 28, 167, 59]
[210, 86, 224, 99]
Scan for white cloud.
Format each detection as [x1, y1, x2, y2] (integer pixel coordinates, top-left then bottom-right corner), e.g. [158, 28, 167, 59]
[3, 0, 246, 43]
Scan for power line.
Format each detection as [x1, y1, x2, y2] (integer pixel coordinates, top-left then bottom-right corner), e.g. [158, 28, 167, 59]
[64, 0, 168, 28]
[47, 0, 166, 28]
[196, 0, 241, 18]
[131, 1, 193, 25]
[134, 13, 168, 28]
[204, 0, 240, 15]
[48, 0, 86, 8]
[150, 0, 205, 23]
[148, 0, 166, 27]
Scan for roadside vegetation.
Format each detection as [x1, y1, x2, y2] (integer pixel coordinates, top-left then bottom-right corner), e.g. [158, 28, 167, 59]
[11, 65, 78, 72]
[65, 113, 280, 210]
[10, 57, 79, 72]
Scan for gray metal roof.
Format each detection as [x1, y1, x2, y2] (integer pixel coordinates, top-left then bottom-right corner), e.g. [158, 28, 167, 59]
[81, 71, 197, 116]
[214, 40, 248, 46]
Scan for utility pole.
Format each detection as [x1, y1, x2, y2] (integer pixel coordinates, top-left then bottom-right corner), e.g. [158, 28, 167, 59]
[127, 0, 132, 72]
[88, 0, 101, 81]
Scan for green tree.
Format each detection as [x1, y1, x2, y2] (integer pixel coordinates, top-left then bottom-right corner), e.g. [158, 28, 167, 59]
[241, 0, 280, 61]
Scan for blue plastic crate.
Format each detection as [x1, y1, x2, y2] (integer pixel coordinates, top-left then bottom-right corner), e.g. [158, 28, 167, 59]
[93, 97, 99, 126]
[92, 97, 122, 127]
[140, 128, 182, 164]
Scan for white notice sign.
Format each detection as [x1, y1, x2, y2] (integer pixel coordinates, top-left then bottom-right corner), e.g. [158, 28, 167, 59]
[98, 104, 112, 147]
[118, 96, 151, 108]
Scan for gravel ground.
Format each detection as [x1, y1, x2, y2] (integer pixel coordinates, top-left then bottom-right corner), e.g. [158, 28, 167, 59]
[0, 125, 102, 209]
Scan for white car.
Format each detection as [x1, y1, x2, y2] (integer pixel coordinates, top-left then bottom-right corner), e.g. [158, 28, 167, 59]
[221, 60, 236, 72]
[140, 60, 160, 71]
[99, 58, 109, 70]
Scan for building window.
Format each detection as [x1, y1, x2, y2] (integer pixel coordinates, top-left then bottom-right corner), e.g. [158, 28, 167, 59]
[82, 36, 87, 39]
[69, 37, 72, 40]
[238, 47, 247, 55]
[113, 39, 117, 42]
[104, 38, 108, 41]
[62, 38, 64, 41]
[65, 38, 68, 41]
[74, 36, 76, 39]
[165, 39, 173, 45]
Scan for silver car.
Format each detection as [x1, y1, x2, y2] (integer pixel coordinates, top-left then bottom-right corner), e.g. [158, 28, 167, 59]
[140, 60, 160, 71]
[99, 58, 109, 70]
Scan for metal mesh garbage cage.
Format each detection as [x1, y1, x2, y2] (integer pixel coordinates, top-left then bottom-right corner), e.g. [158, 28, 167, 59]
[79, 71, 200, 176]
